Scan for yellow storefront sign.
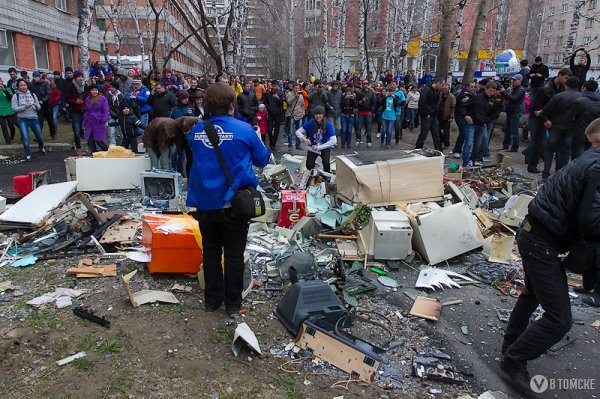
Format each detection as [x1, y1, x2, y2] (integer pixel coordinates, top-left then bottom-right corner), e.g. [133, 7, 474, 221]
[406, 36, 523, 60]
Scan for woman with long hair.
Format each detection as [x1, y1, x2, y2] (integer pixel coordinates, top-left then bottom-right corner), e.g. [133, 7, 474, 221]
[11, 79, 45, 161]
[295, 105, 337, 173]
[83, 86, 110, 153]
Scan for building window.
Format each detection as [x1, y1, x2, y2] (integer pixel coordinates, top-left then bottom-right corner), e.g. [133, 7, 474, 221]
[547, 22, 553, 30]
[305, 0, 321, 11]
[584, 36, 592, 44]
[368, 0, 381, 12]
[561, 3, 568, 12]
[586, 18, 594, 28]
[56, 0, 67, 12]
[554, 53, 561, 62]
[483, 19, 487, 32]
[61, 43, 74, 69]
[304, 16, 319, 36]
[545, 38, 552, 46]
[591, 0, 598, 9]
[0, 30, 16, 67]
[97, 18, 106, 30]
[331, 16, 341, 29]
[32, 37, 49, 69]
[332, 0, 341, 6]
[548, 6, 555, 15]
[559, 20, 566, 29]
[369, 18, 380, 31]
[557, 36, 564, 47]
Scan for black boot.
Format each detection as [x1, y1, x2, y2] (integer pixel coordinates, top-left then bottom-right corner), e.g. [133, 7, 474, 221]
[500, 357, 535, 397]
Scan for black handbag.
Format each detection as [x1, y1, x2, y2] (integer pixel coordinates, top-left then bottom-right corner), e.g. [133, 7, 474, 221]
[562, 161, 600, 274]
[203, 120, 266, 220]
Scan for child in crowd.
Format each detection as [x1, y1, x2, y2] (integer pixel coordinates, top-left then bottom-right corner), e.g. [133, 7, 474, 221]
[256, 103, 268, 144]
[109, 104, 145, 153]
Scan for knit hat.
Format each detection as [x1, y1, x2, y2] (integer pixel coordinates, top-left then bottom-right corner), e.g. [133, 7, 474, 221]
[313, 105, 326, 115]
[512, 74, 524, 81]
[120, 102, 130, 110]
[32, 71, 41, 78]
[176, 90, 189, 101]
[133, 79, 142, 84]
[259, 103, 266, 110]
[73, 70, 84, 79]
[65, 66, 73, 73]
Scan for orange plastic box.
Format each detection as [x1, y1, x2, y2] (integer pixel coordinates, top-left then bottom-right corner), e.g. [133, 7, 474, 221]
[141, 214, 203, 274]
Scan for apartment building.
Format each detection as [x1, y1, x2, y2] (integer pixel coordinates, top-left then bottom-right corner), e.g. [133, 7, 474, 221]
[0, 0, 101, 75]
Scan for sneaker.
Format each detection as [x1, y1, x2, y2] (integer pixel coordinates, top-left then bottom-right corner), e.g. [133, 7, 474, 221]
[465, 160, 473, 168]
[367, 142, 372, 147]
[376, 132, 381, 138]
[356, 141, 361, 146]
[204, 302, 222, 313]
[385, 145, 391, 150]
[40, 147, 46, 155]
[341, 144, 346, 149]
[25, 155, 32, 162]
[474, 161, 482, 166]
[453, 152, 461, 159]
[347, 145, 352, 149]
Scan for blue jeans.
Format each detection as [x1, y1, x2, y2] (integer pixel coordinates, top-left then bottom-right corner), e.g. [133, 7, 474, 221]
[503, 112, 522, 151]
[462, 123, 486, 166]
[340, 114, 355, 147]
[407, 108, 418, 129]
[543, 127, 571, 176]
[471, 124, 489, 163]
[524, 119, 548, 163]
[356, 114, 372, 143]
[108, 117, 119, 145]
[381, 118, 394, 146]
[452, 115, 467, 154]
[17, 117, 44, 157]
[70, 112, 83, 150]
[286, 117, 301, 148]
[52, 105, 59, 133]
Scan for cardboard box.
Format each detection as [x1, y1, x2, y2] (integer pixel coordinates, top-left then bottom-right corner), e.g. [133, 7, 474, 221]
[336, 152, 444, 206]
[141, 214, 203, 274]
[278, 190, 307, 228]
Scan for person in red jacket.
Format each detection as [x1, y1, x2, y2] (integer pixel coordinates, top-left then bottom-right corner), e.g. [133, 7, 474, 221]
[256, 103, 268, 144]
[48, 79, 61, 139]
[65, 71, 89, 154]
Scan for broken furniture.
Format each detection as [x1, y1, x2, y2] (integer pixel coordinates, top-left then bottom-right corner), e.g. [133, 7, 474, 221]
[71, 156, 150, 191]
[275, 279, 348, 336]
[336, 151, 444, 206]
[141, 214, 203, 274]
[499, 194, 534, 227]
[359, 210, 413, 260]
[404, 202, 485, 265]
[140, 170, 182, 207]
[12, 170, 51, 196]
[0, 181, 78, 229]
[296, 320, 383, 384]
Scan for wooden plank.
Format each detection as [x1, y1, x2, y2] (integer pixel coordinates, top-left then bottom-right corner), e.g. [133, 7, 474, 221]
[296, 322, 380, 384]
[409, 296, 442, 321]
[100, 219, 141, 244]
[318, 234, 357, 240]
[67, 265, 117, 277]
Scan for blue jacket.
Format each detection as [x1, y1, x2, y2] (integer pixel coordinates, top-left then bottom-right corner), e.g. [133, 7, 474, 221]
[125, 86, 151, 114]
[171, 104, 191, 119]
[187, 114, 270, 210]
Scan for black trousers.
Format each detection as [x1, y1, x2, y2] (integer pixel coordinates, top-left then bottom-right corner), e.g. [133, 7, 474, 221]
[394, 116, 403, 141]
[0, 114, 16, 143]
[267, 114, 282, 149]
[121, 134, 139, 153]
[528, 116, 546, 169]
[38, 104, 56, 138]
[415, 114, 442, 151]
[438, 117, 451, 147]
[195, 209, 249, 310]
[502, 227, 572, 364]
[306, 148, 331, 173]
[87, 137, 108, 153]
[542, 127, 571, 176]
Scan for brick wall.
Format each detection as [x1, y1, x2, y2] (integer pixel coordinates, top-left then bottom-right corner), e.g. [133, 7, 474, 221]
[14, 33, 35, 71]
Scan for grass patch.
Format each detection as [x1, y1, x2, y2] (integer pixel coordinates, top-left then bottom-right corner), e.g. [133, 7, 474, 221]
[28, 310, 65, 330]
[38, 368, 59, 381]
[273, 375, 305, 399]
[213, 326, 235, 345]
[75, 335, 94, 352]
[96, 339, 123, 355]
[72, 357, 95, 372]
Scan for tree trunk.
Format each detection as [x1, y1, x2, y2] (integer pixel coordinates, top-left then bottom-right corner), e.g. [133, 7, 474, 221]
[463, 0, 491, 84]
[128, 0, 146, 73]
[450, 0, 467, 77]
[400, 0, 417, 72]
[563, 1, 586, 62]
[322, 0, 329, 80]
[358, 0, 367, 73]
[437, 0, 454, 80]
[77, 0, 95, 79]
[416, 0, 432, 77]
[338, 0, 348, 74]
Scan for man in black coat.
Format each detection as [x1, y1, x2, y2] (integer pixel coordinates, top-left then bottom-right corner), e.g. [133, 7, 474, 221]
[540, 76, 581, 179]
[527, 68, 572, 173]
[570, 48, 591, 89]
[500, 121, 600, 396]
[528, 56, 550, 96]
[147, 83, 177, 118]
[30, 71, 55, 139]
[570, 79, 600, 158]
[263, 80, 284, 150]
[502, 74, 527, 152]
[415, 77, 444, 151]
[236, 81, 258, 125]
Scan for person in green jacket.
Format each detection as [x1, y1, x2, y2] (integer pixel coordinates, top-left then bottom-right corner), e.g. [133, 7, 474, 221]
[0, 77, 16, 144]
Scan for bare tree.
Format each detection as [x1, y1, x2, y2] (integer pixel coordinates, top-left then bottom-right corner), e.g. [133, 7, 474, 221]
[450, 0, 467, 78]
[77, 0, 96, 78]
[400, 0, 418, 72]
[322, 0, 330, 80]
[147, 0, 168, 71]
[358, 0, 369, 73]
[463, 0, 492, 83]
[564, 1, 587, 62]
[99, 0, 126, 66]
[127, 0, 147, 72]
[437, 0, 454, 80]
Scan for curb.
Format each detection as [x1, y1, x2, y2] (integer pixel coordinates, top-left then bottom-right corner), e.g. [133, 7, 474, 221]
[0, 143, 75, 156]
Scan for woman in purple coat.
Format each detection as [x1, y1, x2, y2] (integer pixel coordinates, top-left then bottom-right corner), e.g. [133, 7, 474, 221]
[83, 86, 110, 153]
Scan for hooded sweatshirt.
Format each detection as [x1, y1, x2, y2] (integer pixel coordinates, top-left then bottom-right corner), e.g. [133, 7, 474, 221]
[116, 68, 133, 96]
[11, 89, 41, 119]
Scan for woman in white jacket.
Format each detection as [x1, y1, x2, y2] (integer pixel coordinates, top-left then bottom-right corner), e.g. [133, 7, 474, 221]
[405, 85, 420, 132]
[11, 79, 45, 161]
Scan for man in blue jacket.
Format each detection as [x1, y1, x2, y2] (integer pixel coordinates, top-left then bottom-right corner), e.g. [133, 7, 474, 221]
[187, 82, 270, 316]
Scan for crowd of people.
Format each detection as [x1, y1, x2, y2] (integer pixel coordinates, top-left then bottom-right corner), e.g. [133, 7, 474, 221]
[0, 50, 597, 177]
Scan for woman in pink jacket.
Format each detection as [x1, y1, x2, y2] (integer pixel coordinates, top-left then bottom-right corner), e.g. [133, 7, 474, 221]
[83, 86, 110, 153]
